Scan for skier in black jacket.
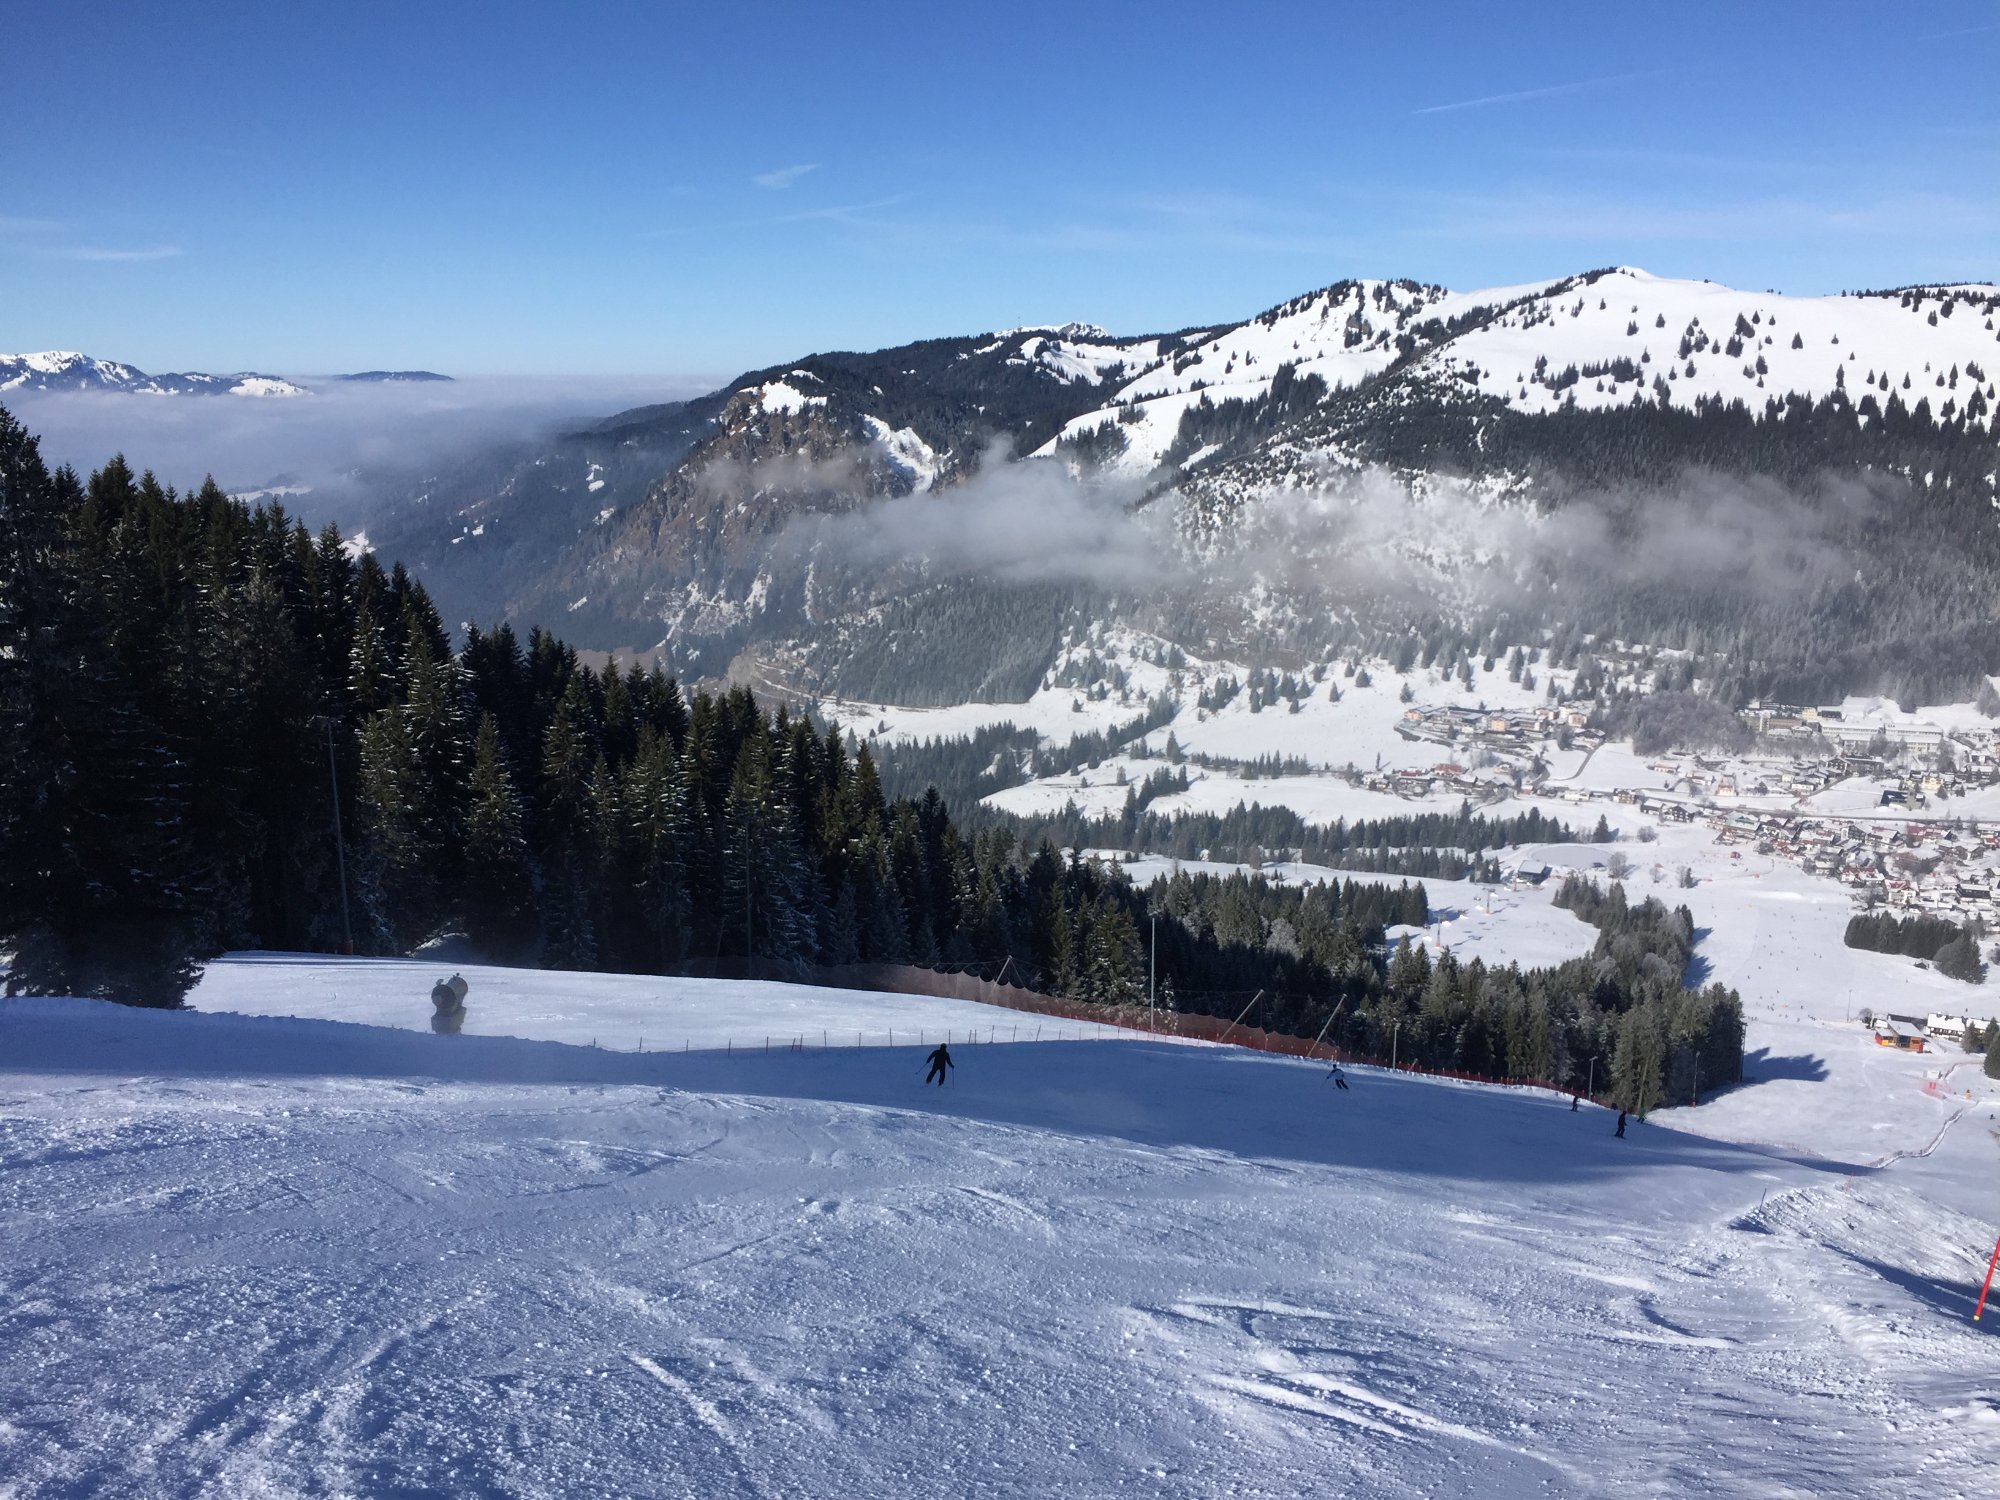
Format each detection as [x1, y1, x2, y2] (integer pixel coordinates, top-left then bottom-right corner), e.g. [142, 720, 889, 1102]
[1615, 1109, 1628, 1138]
[925, 1042, 954, 1087]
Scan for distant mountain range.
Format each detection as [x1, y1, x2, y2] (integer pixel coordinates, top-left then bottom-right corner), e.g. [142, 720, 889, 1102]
[1, 351, 311, 397]
[337, 370, 453, 383]
[0, 353, 455, 395]
[13, 267, 1999, 710]
[340, 266, 1997, 708]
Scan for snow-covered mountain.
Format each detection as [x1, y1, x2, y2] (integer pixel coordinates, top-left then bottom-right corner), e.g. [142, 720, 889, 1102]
[1037, 268, 1997, 473]
[0, 350, 310, 396]
[251, 266, 2000, 706]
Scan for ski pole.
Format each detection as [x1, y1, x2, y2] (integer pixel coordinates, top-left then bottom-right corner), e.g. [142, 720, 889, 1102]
[1976, 1229, 2000, 1321]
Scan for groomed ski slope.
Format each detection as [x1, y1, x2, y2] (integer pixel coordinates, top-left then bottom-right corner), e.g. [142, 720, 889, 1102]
[190, 953, 1136, 1054]
[4, 951, 1998, 1498]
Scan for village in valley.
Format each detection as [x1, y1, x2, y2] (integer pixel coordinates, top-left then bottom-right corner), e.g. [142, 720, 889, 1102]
[1390, 690, 2000, 1054]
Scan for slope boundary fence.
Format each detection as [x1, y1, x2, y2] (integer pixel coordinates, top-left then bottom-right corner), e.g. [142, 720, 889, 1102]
[674, 957, 1609, 1105]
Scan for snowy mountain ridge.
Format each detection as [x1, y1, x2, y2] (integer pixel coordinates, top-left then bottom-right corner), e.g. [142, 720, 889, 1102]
[1037, 267, 1999, 473]
[299, 263, 2000, 705]
[0, 349, 311, 397]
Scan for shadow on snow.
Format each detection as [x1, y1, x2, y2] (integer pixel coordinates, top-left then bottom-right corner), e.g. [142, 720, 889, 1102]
[1, 995, 1852, 1192]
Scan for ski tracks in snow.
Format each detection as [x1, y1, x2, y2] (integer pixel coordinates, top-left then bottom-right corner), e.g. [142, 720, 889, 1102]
[6, 1005, 2000, 1497]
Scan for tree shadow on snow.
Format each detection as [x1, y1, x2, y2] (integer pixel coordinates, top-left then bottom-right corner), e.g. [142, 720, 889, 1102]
[1, 997, 1856, 1194]
[1682, 928, 1714, 987]
[1735, 1047, 1831, 1084]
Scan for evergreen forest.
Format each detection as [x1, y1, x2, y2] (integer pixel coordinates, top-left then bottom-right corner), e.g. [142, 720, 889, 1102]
[0, 407, 1742, 1107]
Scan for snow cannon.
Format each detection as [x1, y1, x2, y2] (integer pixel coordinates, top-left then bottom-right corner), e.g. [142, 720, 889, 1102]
[430, 973, 469, 1035]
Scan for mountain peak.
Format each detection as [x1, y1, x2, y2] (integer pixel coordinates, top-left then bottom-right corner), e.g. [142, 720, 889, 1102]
[0, 351, 311, 397]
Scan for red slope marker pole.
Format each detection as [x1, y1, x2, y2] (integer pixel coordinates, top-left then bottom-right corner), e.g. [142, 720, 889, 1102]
[1975, 1231, 2000, 1321]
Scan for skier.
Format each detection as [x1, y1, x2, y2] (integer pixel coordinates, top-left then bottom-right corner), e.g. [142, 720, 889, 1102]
[1328, 1062, 1349, 1090]
[924, 1042, 954, 1087]
[1570, 1093, 1580, 1112]
[1614, 1109, 1628, 1138]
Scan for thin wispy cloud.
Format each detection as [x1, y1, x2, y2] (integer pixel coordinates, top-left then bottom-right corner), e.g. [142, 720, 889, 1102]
[1518, 144, 1798, 176]
[1413, 70, 1667, 116]
[0, 216, 64, 235]
[674, 186, 1360, 262]
[1403, 186, 2000, 243]
[752, 163, 819, 189]
[1919, 22, 2000, 39]
[641, 195, 910, 239]
[64, 245, 182, 263]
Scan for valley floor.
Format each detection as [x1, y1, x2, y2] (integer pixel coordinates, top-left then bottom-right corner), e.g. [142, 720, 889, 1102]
[3, 928, 1999, 1496]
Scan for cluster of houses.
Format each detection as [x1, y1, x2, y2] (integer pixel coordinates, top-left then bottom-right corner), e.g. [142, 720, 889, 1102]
[1357, 760, 1518, 804]
[1872, 1010, 1997, 1054]
[1740, 702, 1955, 753]
[1684, 807, 2000, 925]
[1396, 699, 2000, 813]
[1397, 703, 1601, 754]
[1347, 692, 2000, 930]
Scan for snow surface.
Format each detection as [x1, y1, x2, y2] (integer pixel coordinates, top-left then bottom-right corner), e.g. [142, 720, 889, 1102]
[1108, 856, 1604, 974]
[752, 377, 826, 414]
[829, 627, 1573, 806]
[7, 763, 2000, 1495]
[861, 415, 940, 491]
[1425, 269, 1998, 423]
[5, 953, 1998, 1495]
[190, 953, 1129, 1052]
[224, 376, 309, 399]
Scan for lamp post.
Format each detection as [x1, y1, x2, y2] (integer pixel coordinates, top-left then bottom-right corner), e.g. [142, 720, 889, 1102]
[1149, 915, 1157, 1028]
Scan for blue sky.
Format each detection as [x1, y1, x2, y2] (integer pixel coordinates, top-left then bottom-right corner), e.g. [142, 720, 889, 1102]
[6, 1, 1996, 376]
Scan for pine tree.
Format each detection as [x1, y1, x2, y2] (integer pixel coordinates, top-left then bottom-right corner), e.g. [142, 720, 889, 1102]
[821, 877, 862, 967]
[718, 735, 771, 962]
[349, 607, 397, 717]
[1934, 933, 1988, 985]
[624, 725, 689, 969]
[538, 677, 600, 968]
[0, 415, 73, 978]
[1, 430, 205, 1004]
[1611, 1004, 1668, 1115]
[1082, 892, 1143, 1005]
[462, 714, 536, 960]
[358, 705, 432, 949]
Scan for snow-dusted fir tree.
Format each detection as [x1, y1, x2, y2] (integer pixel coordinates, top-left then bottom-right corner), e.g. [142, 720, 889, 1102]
[461, 713, 536, 960]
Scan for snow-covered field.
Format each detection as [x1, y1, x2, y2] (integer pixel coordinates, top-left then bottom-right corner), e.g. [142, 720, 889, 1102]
[191, 954, 1127, 1054]
[834, 628, 1572, 831]
[984, 758, 1457, 825]
[834, 626, 2000, 858]
[6, 850, 2000, 1498]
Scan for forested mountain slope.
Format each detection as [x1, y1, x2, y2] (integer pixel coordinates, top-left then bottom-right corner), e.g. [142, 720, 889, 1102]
[92, 269, 2000, 709]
